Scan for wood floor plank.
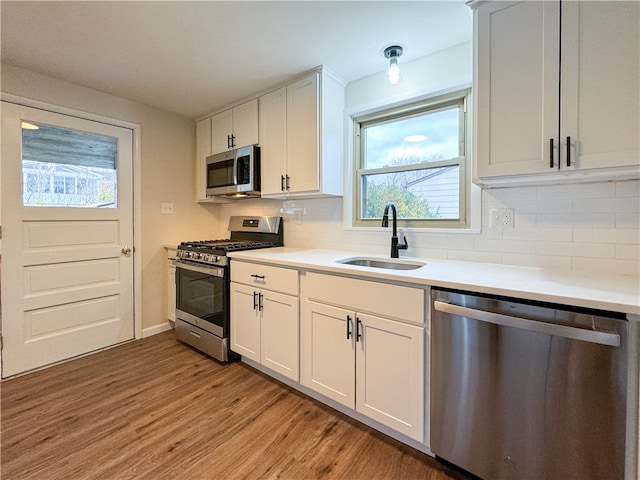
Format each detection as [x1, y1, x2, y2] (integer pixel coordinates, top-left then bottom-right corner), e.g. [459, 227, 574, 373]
[1, 331, 469, 480]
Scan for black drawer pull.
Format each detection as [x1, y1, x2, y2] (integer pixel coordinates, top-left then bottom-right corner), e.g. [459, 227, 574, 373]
[251, 274, 265, 280]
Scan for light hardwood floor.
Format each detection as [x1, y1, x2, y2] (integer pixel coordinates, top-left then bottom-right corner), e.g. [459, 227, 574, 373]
[1, 331, 470, 480]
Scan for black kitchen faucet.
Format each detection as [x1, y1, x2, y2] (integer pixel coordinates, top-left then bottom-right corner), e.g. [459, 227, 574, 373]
[381, 202, 408, 258]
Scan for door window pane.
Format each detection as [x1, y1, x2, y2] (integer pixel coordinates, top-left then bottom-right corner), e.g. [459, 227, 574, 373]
[21, 122, 117, 207]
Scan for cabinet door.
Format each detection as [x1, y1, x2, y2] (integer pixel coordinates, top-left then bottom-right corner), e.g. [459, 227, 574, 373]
[287, 73, 320, 194]
[301, 301, 355, 408]
[356, 313, 424, 441]
[195, 118, 211, 201]
[259, 87, 288, 196]
[261, 290, 299, 381]
[167, 260, 176, 322]
[560, 1, 639, 171]
[211, 109, 233, 154]
[230, 282, 260, 361]
[475, 1, 560, 179]
[233, 99, 259, 148]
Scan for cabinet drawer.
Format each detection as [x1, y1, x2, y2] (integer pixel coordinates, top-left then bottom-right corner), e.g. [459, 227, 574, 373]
[304, 272, 424, 324]
[231, 260, 298, 296]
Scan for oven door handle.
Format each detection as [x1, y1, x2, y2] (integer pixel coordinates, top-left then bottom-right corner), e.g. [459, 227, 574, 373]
[173, 260, 225, 277]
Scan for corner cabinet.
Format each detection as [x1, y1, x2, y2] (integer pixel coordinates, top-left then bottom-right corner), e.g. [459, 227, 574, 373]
[300, 272, 425, 442]
[230, 260, 299, 381]
[472, 0, 640, 186]
[259, 68, 345, 198]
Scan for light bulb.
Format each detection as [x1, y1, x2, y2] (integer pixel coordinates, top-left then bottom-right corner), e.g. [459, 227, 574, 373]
[388, 57, 400, 85]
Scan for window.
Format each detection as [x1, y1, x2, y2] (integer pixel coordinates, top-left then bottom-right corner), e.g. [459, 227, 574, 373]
[21, 122, 118, 207]
[353, 90, 470, 229]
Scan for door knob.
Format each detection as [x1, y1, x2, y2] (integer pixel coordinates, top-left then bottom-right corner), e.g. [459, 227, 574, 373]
[121, 246, 132, 255]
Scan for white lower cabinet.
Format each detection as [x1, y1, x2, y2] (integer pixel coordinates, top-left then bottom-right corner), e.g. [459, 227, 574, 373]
[301, 272, 425, 442]
[230, 261, 299, 381]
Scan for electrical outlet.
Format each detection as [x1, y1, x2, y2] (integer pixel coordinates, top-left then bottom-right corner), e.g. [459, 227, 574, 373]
[490, 208, 514, 228]
[161, 202, 174, 215]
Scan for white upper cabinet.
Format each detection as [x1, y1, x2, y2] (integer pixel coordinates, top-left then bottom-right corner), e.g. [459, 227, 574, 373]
[195, 117, 211, 202]
[258, 87, 288, 195]
[211, 98, 259, 154]
[259, 67, 345, 198]
[473, 1, 639, 186]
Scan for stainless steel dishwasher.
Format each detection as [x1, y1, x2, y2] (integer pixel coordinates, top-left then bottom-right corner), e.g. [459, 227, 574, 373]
[431, 288, 630, 480]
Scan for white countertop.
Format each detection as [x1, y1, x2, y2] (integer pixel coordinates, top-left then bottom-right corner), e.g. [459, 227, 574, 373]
[228, 248, 640, 316]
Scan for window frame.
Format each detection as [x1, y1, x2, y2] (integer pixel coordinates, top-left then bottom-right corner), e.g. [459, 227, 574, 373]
[352, 89, 471, 230]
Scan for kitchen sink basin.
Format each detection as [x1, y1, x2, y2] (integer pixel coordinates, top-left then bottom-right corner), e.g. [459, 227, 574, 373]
[336, 257, 426, 270]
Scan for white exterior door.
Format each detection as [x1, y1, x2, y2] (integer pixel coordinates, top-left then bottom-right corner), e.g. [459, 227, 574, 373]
[1, 103, 135, 377]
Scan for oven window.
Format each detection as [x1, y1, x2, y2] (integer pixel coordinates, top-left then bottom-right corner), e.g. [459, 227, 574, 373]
[175, 267, 226, 329]
[207, 159, 234, 188]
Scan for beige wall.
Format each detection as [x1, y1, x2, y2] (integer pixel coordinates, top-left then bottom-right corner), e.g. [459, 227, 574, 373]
[1, 63, 220, 331]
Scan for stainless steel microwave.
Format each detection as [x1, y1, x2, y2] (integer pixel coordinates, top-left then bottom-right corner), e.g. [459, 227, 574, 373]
[206, 145, 260, 198]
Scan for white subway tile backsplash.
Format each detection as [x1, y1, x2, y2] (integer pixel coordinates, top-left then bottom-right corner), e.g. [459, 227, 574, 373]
[615, 244, 640, 260]
[572, 257, 639, 276]
[573, 197, 639, 214]
[448, 250, 503, 264]
[616, 179, 640, 197]
[616, 213, 640, 227]
[573, 228, 640, 244]
[541, 182, 616, 199]
[502, 253, 572, 269]
[537, 241, 614, 259]
[536, 213, 615, 227]
[216, 180, 638, 277]
[503, 227, 573, 242]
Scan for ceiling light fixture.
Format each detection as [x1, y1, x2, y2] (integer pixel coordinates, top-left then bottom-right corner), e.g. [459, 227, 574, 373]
[383, 45, 404, 85]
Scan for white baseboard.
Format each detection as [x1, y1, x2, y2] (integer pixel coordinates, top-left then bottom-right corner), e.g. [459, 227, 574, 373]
[142, 321, 174, 338]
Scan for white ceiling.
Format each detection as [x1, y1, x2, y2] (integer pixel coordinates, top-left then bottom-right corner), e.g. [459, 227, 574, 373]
[1, 1, 472, 119]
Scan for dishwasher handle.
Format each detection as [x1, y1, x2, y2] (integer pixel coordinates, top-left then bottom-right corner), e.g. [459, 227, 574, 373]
[433, 300, 620, 347]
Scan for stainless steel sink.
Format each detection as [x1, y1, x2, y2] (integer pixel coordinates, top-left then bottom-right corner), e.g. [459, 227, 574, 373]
[337, 257, 426, 270]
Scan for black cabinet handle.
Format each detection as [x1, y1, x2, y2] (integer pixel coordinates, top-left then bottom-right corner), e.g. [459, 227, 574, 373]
[566, 136, 571, 167]
[281, 175, 285, 191]
[251, 274, 265, 280]
[253, 291, 258, 310]
[230, 134, 236, 148]
[285, 175, 290, 191]
[227, 134, 232, 149]
[258, 293, 264, 311]
[549, 138, 555, 168]
[356, 317, 362, 342]
[346, 315, 352, 340]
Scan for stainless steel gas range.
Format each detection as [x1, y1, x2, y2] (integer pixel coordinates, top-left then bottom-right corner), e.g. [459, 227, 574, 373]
[173, 216, 283, 362]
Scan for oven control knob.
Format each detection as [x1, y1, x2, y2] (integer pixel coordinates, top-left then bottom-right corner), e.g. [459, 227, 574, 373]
[213, 256, 221, 263]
